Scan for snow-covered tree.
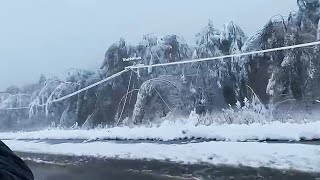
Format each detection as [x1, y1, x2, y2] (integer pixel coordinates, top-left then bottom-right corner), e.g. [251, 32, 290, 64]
[244, 0, 320, 107]
[190, 20, 247, 113]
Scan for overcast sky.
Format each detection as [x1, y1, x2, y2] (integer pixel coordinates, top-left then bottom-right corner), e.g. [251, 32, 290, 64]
[0, 0, 297, 90]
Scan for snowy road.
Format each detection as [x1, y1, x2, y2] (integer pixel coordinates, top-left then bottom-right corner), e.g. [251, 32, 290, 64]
[3, 122, 320, 179]
[18, 151, 320, 180]
[4, 139, 320, 173]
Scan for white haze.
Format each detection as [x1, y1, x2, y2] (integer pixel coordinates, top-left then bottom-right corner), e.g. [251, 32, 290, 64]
[0, 0, 297, 90]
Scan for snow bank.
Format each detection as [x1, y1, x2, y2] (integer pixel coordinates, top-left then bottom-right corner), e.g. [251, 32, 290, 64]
[1, 121, 320, 142]
[4, 140, 320, 172]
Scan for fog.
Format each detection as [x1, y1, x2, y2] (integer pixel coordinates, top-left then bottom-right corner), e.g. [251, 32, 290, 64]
[0, 0, 297, 90]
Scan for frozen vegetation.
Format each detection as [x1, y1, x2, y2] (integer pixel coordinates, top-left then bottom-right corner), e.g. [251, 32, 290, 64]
[1, 0, 320, 132]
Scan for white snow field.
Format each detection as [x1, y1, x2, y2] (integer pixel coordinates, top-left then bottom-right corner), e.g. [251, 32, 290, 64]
[1, 121, 320, 142]
[4, 140, 320, 172]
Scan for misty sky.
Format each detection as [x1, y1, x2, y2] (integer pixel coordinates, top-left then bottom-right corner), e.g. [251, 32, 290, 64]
[0, 0, 297, 90]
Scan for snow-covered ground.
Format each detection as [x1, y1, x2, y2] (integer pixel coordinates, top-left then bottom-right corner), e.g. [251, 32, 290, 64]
[1, 121, 320, 142]
[4, 140, 320, 172]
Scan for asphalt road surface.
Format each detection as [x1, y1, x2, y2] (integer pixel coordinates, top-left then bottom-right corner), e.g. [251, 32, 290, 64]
[17, 152, 320, 180]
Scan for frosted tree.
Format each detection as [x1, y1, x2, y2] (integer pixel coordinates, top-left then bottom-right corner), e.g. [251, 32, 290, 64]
[191, 20, 247, 113]
[245, 0, 320, 107]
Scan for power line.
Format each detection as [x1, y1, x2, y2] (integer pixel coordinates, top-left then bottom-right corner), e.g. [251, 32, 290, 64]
[126, 41, 320, 70]
[0, 107, 29, 110]
[50, 69, 129, 103]
[0, 69, 129, 111]
[1, 41, 320, 111]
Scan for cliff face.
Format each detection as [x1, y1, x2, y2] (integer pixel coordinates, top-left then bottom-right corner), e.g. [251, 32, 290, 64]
[1, 1, 320, 130]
